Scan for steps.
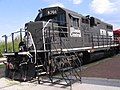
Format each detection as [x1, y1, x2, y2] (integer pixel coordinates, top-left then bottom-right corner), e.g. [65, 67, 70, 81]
[35, 65, 43, 68]
[34, 20, 82, 86]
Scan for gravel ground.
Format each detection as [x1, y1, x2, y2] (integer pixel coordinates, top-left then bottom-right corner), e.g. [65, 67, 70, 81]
[81, 54, 120, 79]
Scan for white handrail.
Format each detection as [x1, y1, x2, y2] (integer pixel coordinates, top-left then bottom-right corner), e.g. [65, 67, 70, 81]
[27, 19, 52, 64]
[42, 19, 52, 51]
[27, 31, 37, 64]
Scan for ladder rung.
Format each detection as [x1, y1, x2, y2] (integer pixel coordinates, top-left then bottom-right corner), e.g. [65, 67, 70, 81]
[53, 56, 66, 58]
[38, 72, 47, 75]
[44, 42, 59, 44]
[35, 65, 43, 68]
[60, 67, 73, 71]
[36, 69, 42, 72]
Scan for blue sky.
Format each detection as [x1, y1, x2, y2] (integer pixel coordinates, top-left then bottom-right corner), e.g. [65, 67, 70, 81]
[0, 0, 120, 40]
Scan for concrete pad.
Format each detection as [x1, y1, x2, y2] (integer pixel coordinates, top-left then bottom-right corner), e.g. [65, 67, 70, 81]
[0, 78, 120, 90]
[1, 82, 120, 90]
[0, 78, 19, 89]
[72, 83, 120, 90]
[82, 77, 120, 87]
[1, 82, 68, 90]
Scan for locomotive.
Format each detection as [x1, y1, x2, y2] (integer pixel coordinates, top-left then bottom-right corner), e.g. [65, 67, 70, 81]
[2, 7, 119, 81]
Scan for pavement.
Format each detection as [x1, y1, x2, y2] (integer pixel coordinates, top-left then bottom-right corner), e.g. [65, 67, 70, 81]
[82, 77, 120, 87]
[0, 77, 120, 90]
[0, 55, 120, 90]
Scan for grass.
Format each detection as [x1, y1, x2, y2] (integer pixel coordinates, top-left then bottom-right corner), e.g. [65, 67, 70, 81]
[0, 37, 20, 57]
[0, 64, 5, 69]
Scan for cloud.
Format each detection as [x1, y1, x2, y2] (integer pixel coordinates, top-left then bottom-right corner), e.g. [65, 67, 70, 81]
[43, 0, 82, 5]
[90, 0, 117, 14]
[48, 2, 65, 8]
[73, 0, 82, 4]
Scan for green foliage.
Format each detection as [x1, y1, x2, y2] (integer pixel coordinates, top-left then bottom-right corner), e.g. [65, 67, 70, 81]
[0, 41, 5, 57]
[0, 64, 5, 68]
[0, 36, 20, 57]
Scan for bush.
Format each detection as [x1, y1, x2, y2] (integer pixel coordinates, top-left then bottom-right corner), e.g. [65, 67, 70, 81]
[0, 41, 5, 57]
[0, 38, 20, 57]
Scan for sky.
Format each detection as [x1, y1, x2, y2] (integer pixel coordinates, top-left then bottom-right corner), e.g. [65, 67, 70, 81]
[0, 0, 120, 40]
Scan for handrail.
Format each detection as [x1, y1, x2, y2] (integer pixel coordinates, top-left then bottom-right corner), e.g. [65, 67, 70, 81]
[2, 30, 26, 37]
[2, 29, 26, 53]
[26, 19, 52, 64]
[27, 31, 37, 64]
[42, 19, 52, 51]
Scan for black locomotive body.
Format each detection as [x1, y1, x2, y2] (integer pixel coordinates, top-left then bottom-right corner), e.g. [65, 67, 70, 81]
[2, 7, 119, 81]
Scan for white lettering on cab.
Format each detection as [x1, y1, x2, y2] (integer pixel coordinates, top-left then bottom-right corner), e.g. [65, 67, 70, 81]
[47, 10, 57, 15]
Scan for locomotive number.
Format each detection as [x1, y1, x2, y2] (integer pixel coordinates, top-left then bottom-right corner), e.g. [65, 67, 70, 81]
[47, 10, 57, 15]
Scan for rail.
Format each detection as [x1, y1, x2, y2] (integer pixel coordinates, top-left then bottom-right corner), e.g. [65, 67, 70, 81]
[33, 19, 52, 64]
[2, 29, 26, 53]
[91, 35, 119, 48]
[27, 31, 36, 64]
[42, 19, 52, 51]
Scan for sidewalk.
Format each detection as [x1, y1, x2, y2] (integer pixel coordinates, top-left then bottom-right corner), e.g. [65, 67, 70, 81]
[0, 77, 120, 90]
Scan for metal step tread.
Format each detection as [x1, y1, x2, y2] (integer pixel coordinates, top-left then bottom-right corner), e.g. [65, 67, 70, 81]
[59, 67, 73, 71]
[35, 69, 43, 72]
[38, 72, 47, 75]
